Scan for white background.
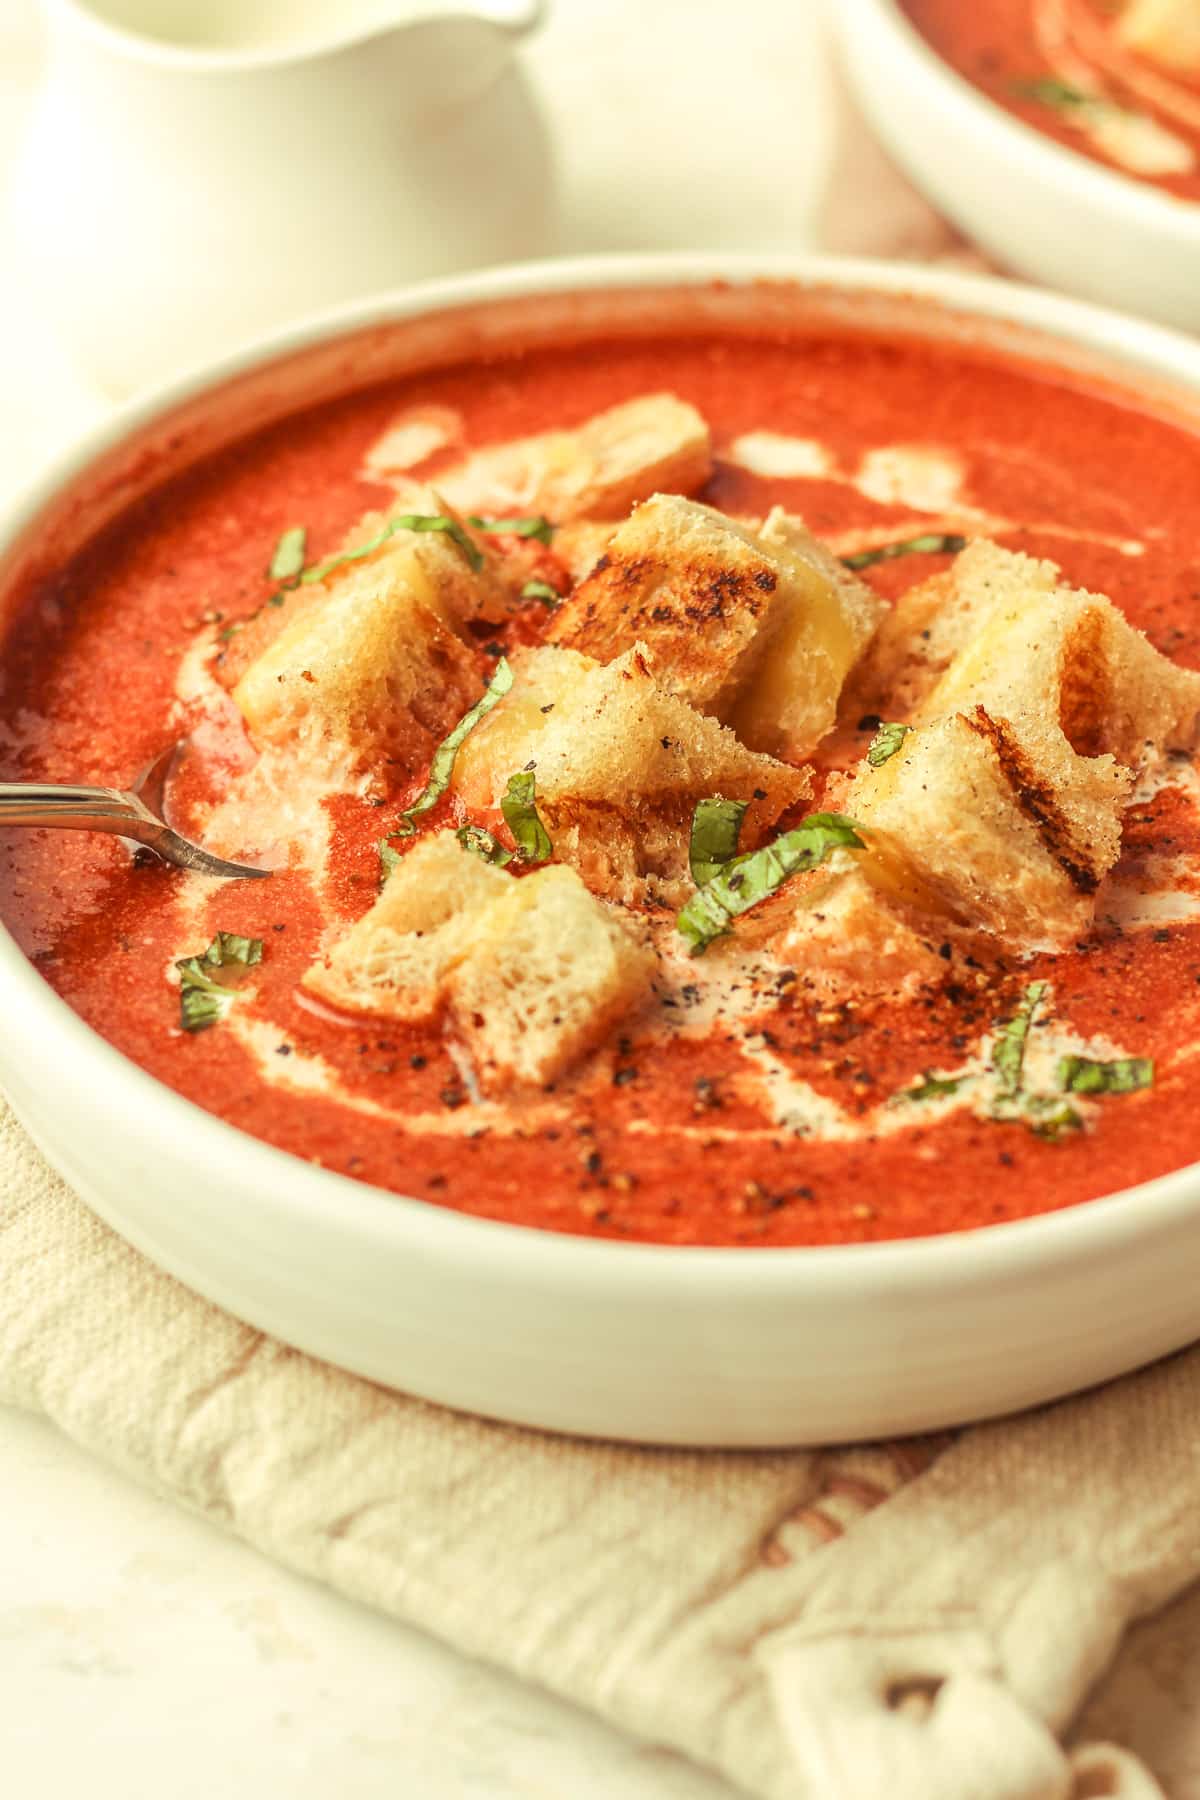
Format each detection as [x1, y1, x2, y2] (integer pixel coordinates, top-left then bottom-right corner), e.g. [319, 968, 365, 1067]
[3, 3, 1200, 1796]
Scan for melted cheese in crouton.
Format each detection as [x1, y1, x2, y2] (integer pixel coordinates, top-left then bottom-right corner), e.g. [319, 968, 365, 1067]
[436, 394, 712, 523]
[303, 834, 655, 1088]
[549, 495, 881, 759]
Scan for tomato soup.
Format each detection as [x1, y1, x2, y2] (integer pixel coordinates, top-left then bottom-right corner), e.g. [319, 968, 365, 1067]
[3, 316, 1200, 1247]
[901, 0, 1200, 201]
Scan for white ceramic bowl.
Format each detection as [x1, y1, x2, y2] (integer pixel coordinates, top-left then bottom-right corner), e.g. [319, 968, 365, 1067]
[832, 0, 1200, 334]
[4, 253, 1200, 1448]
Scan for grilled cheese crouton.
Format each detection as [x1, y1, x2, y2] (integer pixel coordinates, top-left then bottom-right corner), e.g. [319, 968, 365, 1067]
[851, 709, 1132, 948]
[778, 865, 948, 998]
[1117, 0, 1200, 70]
[446, 866, 656, 1088]
[303, 832, 511, 1021]
[436, 394, 712, 523]
[232, 538, 484, 779]
[452, 644, 810, 905]
[846, 539, 1062, 720]
[920, 554, 1200, 767]
[841, 541, 1200, 947]
[303, 834, 654, 1087]
[549, 496, 882, 758]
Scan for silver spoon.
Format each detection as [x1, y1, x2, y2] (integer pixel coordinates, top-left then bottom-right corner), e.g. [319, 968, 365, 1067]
[0, 741, 269, 880]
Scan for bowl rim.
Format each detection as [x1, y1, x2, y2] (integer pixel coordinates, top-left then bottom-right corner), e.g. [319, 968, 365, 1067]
[834, 0, 1200, 237]
[5, 246, 1200, 1299]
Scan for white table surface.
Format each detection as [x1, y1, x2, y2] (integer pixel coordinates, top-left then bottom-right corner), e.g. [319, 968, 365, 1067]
[3, 3, 1200, 1795]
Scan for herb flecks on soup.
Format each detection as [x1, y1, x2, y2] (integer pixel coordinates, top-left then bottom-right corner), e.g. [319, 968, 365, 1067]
[4, 326, 1200, 1247]
[902, 0, 1200, 200]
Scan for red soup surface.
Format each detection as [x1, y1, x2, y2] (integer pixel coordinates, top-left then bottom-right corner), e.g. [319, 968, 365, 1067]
[3, 319, 1200, 1247]
[901, 0, 1200, 202]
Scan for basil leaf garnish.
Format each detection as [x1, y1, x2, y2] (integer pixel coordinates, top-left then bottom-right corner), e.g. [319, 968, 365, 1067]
[1016, 76, 1090, 110]
[842, 533, 967, 571]
[301, 513, 483, 585]
[268, 525, 307, 583]
[897, 1072, 962, 1104]
[689, 797, 747, 888]
[991, 980, 1046, 1099]
[677, 812, 864, 955]
[456, 824, 513, 866]
[500, 770, 553, 863]
[867, 721, 912, 768]
[1058, 1055, 1154, 1095]
[468, 514, 554, 546]
[378, 837, 403, 883]
[521, 579, 561, 607]
[391, 657, 514, 839]
[176, 932, 264, 1033]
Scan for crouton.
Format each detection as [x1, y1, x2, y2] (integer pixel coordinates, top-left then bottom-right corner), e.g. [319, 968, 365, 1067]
[435, 394, 712, 523]
[552, 520, 620, 583]
[451, 643, 810, 905]
[920, 551, 1200, 767]
[302, 832, 511, 1020]
[849, 709, 1133, 949]
[232, 535, 484, 779]
[548, 495, 881, 758]
[1116, 0, 1200, 71]
[302, 834, 655, 1088]
[446, 866, 657, 1088]
[846, 539, 1061, 721]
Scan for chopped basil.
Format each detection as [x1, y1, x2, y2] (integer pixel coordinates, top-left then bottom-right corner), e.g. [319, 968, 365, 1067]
[268, 525, 307, 583]
[867, 721, 912, 768]
[468, 514, 554, 546]
[456, 823, 513, 866]
[521, 579, 562, 607]
[378, 837, 403, 882]
[677, 812, 864, 956]
[176, 932, 264, 1033]
[301, 513, 482, 585]
[689, 797, 747, 887]
[392, 657, 514, 838]
[500, 770, 553, 863]
[1025, 1096, 1084, 1141]
[992, 980, 1047, 1098]
[1016, 76, 1091, 111]
[842, 533, 968, 572]
[1058, 1054, 1154, 1095]
[897, 1072, 962, 1104]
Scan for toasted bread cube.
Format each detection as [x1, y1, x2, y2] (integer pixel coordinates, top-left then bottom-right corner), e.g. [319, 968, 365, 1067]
[446, 865, 656, 1088]
[303, 836, 655, 1087]
[436, 394, 712, 523]
[549, 496, 880, 758]
[452, 643, 810, 904]
[919, 552, 1200, 768]
[847, 539, 1061, 721]
[850, 709, 1132, 949]
[552, 519, 620, 583]
[1117, 0, 1200, 71]
[302, 832, 511, 1020]
[232, 537, 484, 778]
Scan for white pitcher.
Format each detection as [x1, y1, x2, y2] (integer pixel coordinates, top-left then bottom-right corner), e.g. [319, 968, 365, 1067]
[9, 0, 555, 393]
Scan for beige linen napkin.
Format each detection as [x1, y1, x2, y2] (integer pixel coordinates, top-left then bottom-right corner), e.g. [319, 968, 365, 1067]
[3, 1098, 1196, 1800]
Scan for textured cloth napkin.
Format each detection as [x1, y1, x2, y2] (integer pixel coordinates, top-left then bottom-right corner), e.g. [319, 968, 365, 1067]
[3, 1096, 1198, 1800]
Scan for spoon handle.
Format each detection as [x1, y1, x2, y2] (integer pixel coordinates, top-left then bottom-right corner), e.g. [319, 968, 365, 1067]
[0, 781, 153, 833]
